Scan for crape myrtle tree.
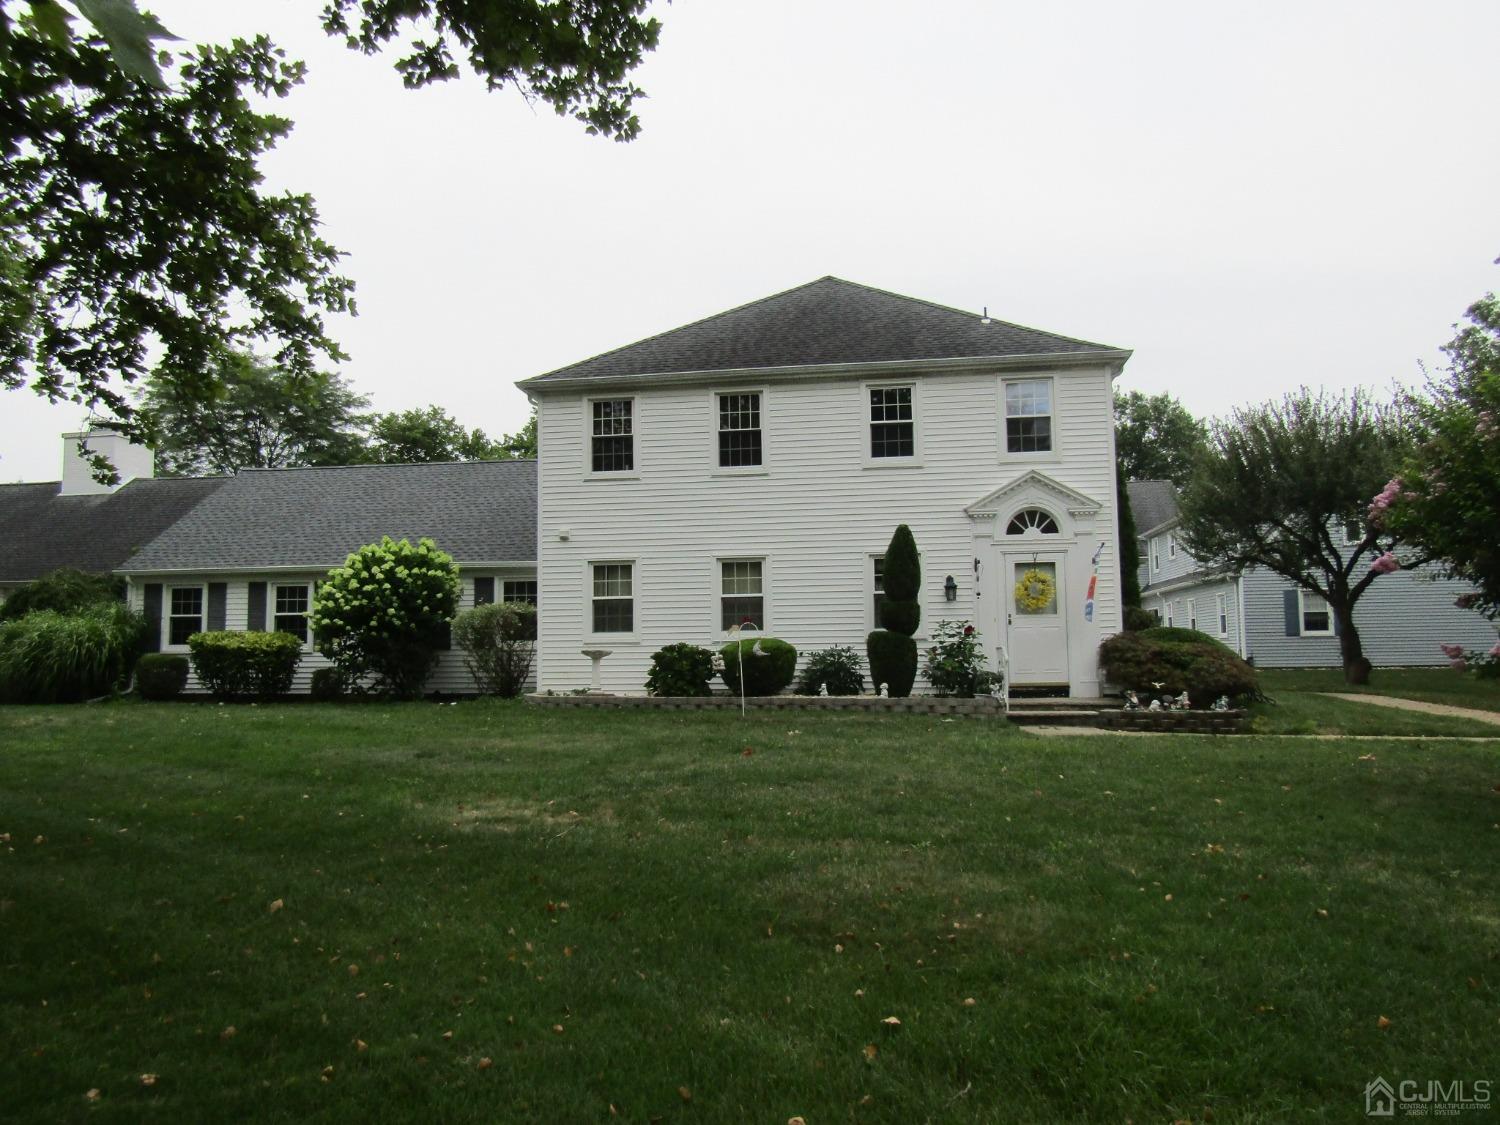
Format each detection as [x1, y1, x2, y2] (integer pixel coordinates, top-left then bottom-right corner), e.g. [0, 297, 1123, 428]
[1386, 290, 1500, 622]
[2, 0, 657, 477]
[1178, 388, 1419, 685]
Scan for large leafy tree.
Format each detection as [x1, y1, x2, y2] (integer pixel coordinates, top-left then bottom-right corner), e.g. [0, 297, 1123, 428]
[138, 350, 370, 476]
[2, 0, 658, 475]
[1387, 291, 1500, 618]
[1178, 389, 1418, 685]
[362, 405, 530, 464]
[1114, 390, 1208, 486]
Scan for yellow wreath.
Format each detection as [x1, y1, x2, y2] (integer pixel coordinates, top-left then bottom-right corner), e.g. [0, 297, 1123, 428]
[1014, 568, 1056, 612]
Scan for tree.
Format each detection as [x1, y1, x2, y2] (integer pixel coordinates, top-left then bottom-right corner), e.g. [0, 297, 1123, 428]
[362, 405, 526, 464]
[1114, 390, 1208, 486]
[1178, 389, 1417, 685]
[1387, 291, 1500, 618]
[1116, 462, 1142, 610]
[3, 1, 658, 474]
[139, 351, 370, 476]
[867, 524, 920, 697]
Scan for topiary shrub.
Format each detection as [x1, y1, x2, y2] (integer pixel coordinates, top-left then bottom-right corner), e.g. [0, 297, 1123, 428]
[0, 604, 144, 703]
[868, 523, 922, 696]
[719, 637, 797, 696]
[453, 602, 538, 697]
[645, 642, 716, 696]
[187, 630, 303, 701]
[797, 646, 865, 696]
[1098, 626, 1260, 706]
[309, 666, 346, 701]
[309, 536, 460, 700]
[136, 653, 188, 701]
[0, 567, 124, 621]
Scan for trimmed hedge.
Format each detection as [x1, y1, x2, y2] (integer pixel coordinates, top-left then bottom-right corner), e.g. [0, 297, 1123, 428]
[136, 654, 188, 701]
[646, 643, 715, 697]
[187, 630, 303, 701]
[797, 646, 865, 696]
[867, 630, 918, 697]
[869, 524, 922, 697]
[453, 602, 537, 698]
[0, 604, 144, 703]
[719, 637, 797, 696]
[1099, 626, 1259, 707]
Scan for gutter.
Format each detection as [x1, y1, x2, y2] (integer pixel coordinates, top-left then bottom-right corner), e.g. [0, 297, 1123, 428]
[115, 560, 537, 577]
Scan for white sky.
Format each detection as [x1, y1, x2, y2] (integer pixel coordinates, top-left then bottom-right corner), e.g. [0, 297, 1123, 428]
[4, 0, 1497, 481]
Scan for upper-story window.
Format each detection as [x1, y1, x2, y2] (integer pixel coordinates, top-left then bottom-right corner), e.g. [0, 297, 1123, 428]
[1005, 508, 1059, 535]
[1004, 378, 1052, 454]
[1342, 517, 1363, 545]
[717, 393, 762, 468]
[1151, 539, 1160, 572]
[1167, 532, 1178, 559]
[869, 386, 914, 459]
[168, 586, 203, 646]
[274, 583, 310, 642]
[590, 399, 634, 473]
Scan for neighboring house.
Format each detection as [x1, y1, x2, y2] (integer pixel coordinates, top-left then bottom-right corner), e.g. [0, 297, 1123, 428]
[116, 461, 537, 693]
[518, 276, 1133, 696]
[0, 429, 226, 602]
[1127, 479, 1497, 666]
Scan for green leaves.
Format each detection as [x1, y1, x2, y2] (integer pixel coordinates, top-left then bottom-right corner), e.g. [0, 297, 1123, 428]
[73, 0, 177, 88]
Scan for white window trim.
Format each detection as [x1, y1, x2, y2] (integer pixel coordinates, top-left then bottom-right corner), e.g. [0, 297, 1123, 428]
[708, 387, 770, 477]
[713, 556, 769, 637]
[1299, 589, 1334, 636]
[1163, 600, 1174, 628]
[1187, 597, 1197, 632]
[1150, 539, 1160, 573]
[861, 380, 922, 468]
[272, 580, 314, 651]
[1216, 592, 1229, 637]
[868, 552, 886, 633]
[164, 582, 207, 652]
[586, 558, 638, 642]
[1342, 518, 1363, 546]
[999, 375, 1059, 462]
[583, 395, 640, 479]
[501, 577, 539, 606]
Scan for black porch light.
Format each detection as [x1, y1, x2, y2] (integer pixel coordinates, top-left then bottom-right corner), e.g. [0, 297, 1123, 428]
[943, 574, 958, 602]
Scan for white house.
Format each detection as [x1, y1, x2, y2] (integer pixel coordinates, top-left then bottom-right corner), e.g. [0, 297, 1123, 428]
[518, 277, 1133, 696]
[1127, 479, 1497, 666]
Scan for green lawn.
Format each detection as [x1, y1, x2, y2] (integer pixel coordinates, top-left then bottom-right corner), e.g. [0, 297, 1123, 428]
[1258, 666, 1500, 713]
[2, 702, 1497, 1122]
[1248, 687, 1500, 737]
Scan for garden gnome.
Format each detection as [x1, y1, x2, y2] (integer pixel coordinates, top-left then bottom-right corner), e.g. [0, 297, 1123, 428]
[1212, 695, 1229, 712]
[1123, 690, 1140, 711]
[1148, 698, 1162, 712]
[878, 683, 889, 698]
[818, 683, 829, 697]
[1173, 691, 1191, 711]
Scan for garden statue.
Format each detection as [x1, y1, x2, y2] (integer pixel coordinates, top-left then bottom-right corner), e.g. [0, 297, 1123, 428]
[1148, 698, 1162, 711]
[878, 683, 889, 698]
[1211, 695, 1230, 712]
[818, 683, 829, 697]
[1172, 691, 1191, 711]
[1123, 690, 1141, 711]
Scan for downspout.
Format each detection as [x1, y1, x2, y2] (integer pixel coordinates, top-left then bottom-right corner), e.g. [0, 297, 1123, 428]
[1235, 574, 1248, 659]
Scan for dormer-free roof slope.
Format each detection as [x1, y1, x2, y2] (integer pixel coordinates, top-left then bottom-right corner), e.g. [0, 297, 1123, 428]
[521, 276, 1127, 386]
[118, 460, 537, 573]
[1126, 479, 1181, 536]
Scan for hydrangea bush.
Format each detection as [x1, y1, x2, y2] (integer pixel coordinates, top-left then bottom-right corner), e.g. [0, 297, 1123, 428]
[309, 536, 460, 699]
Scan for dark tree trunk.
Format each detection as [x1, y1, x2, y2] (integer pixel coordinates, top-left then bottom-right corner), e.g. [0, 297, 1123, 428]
[1335, 604, 1371, 685]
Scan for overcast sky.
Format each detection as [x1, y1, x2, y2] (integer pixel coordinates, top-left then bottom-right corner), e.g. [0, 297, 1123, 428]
[4, 0, 1498, 481]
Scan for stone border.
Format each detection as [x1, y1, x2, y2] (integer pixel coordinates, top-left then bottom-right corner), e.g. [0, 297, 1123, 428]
[526, 692, 1008, 717]
[1103, 709, 1249, 734]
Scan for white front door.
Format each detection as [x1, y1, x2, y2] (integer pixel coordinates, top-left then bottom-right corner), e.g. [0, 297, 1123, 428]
[1004, 554, 1069, 686]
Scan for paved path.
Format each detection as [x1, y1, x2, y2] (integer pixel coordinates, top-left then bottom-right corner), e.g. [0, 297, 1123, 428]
[1015, 723, 1500, 741]
[1317, 692, 1500, 727]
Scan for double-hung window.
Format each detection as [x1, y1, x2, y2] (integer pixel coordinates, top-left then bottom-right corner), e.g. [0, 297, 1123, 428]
[1164, 602, 1174, 628]
[591, 563, 633, 633]
[503, 579, 539, 606]
[590, 399, 634, 473]
[1167, 532, 1178, 559]
[1004, 378, 1052, 453]
[168, 586, 203, 646]
[868, 386, 914, 459]
[717, 393, 762, 468]
[1216, 593, 1229, 636]
[871, 556, 886, 626]
[274, 583, 310, 642]
[720, 559, 764, 630]
[1300, 590, 1332, 635]
[1187, 598, 1197, 631]
[1150, 539, 1160, 573]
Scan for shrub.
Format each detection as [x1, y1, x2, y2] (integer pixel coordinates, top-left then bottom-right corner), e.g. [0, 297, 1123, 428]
[136, 653, 188, 701]
[797, 646, 865, 696]
[645, 642, 715, 696]
[309, 536, 460, 699]
[310, 666, 346, 702]
[0, 604, 144, 703]
[866, 630, 917, 697]
[0, 567, 124, 621]
[1123, 606, 1158, 632]
[1098, 626, 1260, 706]
[719, 637, 797, 695]
[187, 630, 303, 701]
[453, 602, 538, 698]
[922, 621, 1001, 696]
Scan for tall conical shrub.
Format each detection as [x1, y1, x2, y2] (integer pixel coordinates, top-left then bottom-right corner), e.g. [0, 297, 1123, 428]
[867, 523, 921, 696]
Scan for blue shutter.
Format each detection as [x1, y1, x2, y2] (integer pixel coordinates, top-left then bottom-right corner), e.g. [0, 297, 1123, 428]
[142, 584, 163, 651]
[1282, 589, 1300, 636]
[474, 577, 495, 606]
[207, 583, 227, 631]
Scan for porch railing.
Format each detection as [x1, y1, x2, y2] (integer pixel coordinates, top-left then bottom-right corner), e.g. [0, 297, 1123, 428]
[993, 644, 1010, 712]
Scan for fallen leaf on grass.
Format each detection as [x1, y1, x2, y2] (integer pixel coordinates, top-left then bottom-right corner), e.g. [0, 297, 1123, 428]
[267, 899, 284, 914]
[219, 1026, 236, 1040]
[963, 997, 977, 1007]
[678, 1086, 692, 1102]
[863, 1044, 877, 1060]
[1358, 754, 1376, 762]
[1204, 844, 1224, 855]
[139, 1074, 157, 1087]
[442, 1030, 454, 1041]
[1377, 1015, 1392, 1029]
[1468, 977, 1480, 990]
[552, 1024, 565, 1035]
[478, 1057, 493, 1070]
[742, 748, 754, 758]
[1316, 909, 1329, 919]
[320, 1066, 334, 1083]
[355, 1039, 367, 1053]
[881, 1016, 901, 1027]
[85, 1089, 100, 1102]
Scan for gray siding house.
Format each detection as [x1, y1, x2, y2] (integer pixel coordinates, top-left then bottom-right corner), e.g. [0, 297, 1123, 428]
[1127, 480, 1497, 667]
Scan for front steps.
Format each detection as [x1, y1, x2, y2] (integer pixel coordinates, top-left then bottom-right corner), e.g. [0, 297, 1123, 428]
[1005, 695, 1121, 727]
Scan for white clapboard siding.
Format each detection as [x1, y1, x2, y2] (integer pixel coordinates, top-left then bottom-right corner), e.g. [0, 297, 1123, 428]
[534, 365, 1124, 695]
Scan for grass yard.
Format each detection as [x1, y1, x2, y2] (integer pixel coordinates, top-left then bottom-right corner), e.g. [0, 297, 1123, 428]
[1247, 687, 1500, 737]
[1, 702, 1497, 1123]
[1258, 666, 1500, 713]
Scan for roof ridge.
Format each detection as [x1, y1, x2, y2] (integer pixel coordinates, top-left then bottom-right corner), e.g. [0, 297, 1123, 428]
[234, 458, 537, 475]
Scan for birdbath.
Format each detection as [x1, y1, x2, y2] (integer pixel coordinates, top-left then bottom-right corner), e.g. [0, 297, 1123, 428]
[580, 648, 612, 693]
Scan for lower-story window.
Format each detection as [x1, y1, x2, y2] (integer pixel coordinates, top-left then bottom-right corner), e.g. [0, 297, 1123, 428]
[720, 559, 764, 630]
[168, 586, 203, 646]
[1300, 590, 1332, 635]
[1216, 593, 1228, 636]
[504, 579, 539, 606]
[1164, 602, 1174, 628]
[591, 563, 633, 633]
[1187, 598, 1197, 631]
[274, 583, 310, 642]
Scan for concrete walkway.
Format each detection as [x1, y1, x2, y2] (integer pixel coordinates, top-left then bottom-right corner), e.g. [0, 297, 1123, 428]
[1016, 724, 1500, 741]
[1317, 692, 1500, 727]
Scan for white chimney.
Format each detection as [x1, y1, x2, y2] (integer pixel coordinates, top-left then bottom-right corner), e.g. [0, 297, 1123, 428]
[59, 428, 155, 496]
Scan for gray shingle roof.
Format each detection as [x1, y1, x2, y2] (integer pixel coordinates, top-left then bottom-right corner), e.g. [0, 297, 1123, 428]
[118, 460, 537, 573]
[0, 476, 227, 583]
[1126, 479, 1180, 535]
[520, 276, 1126, 386]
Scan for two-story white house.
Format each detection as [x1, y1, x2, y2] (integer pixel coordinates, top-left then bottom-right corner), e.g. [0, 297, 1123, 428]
[519, 277, 1133, 696]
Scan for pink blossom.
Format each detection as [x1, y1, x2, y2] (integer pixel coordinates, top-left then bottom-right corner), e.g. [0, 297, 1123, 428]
[1369, 552, 1401, 575]
[1491, 641, 1500, 659]
[1439, 642, 1466, 658]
